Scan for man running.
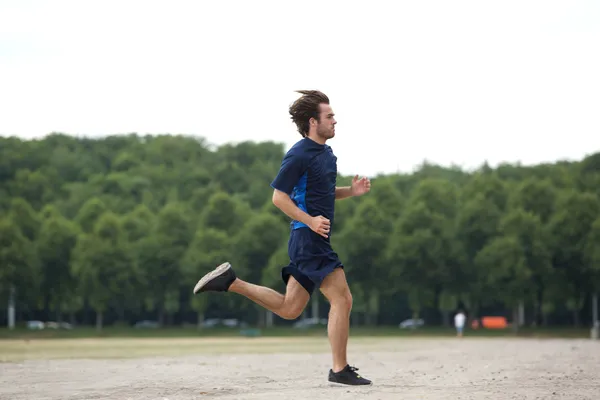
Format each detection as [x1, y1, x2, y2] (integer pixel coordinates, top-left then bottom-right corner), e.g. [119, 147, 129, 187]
[193, 90, 372, 386]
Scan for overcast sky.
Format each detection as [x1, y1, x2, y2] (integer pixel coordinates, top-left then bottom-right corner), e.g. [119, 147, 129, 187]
[1, 0, 598, 177]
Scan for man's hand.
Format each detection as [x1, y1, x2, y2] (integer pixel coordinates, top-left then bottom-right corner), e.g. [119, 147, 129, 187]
[350, 175, 371, 197]
[309, 215, 330, 238]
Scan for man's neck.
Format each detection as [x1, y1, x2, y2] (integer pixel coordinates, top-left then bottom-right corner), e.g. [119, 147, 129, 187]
[306, 133, 326, 145]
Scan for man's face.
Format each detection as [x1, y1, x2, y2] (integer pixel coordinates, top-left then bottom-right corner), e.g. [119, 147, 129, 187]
[315, 103, 336, 140]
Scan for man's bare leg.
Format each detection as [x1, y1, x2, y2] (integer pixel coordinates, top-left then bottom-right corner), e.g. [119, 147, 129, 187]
[320, 267, 371, 385]
[319, 268, 353, 372]
[193, 262, 310, 321]
[229, 277, 309, 320]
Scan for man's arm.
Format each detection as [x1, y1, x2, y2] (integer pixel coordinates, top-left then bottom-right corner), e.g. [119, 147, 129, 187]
[335, 186, 354, 200]
[270, 150, 330, 238]
[272, 189, 313, 226]
[335, 175, 371, 200]
[272, 189, 330, 238]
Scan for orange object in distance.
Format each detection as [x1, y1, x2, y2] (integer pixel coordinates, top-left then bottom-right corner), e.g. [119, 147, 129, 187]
[481, 316, 508, 329]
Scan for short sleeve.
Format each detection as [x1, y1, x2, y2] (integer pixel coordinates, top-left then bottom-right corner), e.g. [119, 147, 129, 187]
[270, 151, 306, 195]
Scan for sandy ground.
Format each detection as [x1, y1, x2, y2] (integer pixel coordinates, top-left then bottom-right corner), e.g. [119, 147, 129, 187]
[1, 337, 599, 400]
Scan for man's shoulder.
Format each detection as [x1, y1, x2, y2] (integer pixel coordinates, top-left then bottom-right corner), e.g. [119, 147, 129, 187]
[284, 138, 323, 160]
[286, 138, 308, 154]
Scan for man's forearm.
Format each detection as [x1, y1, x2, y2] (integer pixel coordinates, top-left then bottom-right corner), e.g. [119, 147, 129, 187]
[272, 190, 314, 225]
[335, 186, 354, 200]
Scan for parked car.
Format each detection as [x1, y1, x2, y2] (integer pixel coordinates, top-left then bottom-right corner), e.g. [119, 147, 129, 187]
[134, 320, 159, 328]
[398, 318, 425, 329]
[27, 320, 45, 330]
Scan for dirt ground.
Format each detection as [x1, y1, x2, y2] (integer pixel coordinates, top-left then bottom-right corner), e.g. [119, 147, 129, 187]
[1, 337, 599, 400]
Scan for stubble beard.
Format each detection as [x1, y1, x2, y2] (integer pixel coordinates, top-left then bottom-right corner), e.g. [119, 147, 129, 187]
[317, 125, 334, 141]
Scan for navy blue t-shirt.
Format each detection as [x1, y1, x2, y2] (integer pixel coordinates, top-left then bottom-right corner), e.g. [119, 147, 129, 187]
[271, 138, 338, 235]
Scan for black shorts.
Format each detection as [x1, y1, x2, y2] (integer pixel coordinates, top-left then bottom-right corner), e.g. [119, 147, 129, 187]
[281, 227, 343, 295]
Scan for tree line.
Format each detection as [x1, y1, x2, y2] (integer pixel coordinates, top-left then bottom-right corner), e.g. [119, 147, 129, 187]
[1, 133, 599, 331]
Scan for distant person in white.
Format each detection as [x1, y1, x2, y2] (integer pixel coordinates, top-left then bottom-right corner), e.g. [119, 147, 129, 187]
[454, 310, 466, 337]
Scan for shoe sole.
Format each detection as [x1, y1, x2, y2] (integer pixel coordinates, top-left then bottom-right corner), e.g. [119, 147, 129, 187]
[327, 381, 372, 387]
[193, 262, 231, 294]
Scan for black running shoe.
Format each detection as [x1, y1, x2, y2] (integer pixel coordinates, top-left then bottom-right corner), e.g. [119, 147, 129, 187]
[328, 365, 372, 386]
[193, 262, 237, 294]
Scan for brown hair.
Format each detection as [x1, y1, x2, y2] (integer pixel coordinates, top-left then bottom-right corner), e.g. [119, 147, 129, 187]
[289, 90, 330, 137]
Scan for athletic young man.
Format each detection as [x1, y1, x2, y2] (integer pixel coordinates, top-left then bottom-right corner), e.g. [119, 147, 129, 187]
[192, 90, 372, 386]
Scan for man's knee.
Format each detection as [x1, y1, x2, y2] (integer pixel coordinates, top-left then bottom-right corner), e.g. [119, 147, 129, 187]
[321, 268, 353, 313]
[279, 278, 310, 320]
[329, 289, 352, 313]
[279, 302, 306, 320]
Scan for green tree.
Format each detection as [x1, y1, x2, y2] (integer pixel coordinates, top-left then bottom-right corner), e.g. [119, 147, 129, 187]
[2, 133, 600, 330]
[0, 217, 39, 326]
[201, 191, 251, 235]
[75, 198, 107, 233]
[138, 202, 193, 326]
[231, 213, 288, 325]
[456, 193, 502, 319]
[475, 236, 531, 332]
[8, 198, 41, 241]
[338, 198, 393, 325]
[37, 215, 79, 321]
[548, 191, 600, 326]
[71, 212, 134, 330]
[182, 228, 231, 327]
[500, 209, 552, 326]
[509, 178, 557, 224]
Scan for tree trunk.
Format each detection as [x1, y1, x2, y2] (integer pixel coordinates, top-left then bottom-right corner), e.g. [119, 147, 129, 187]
[468, 301, 480, 327]
[256, 304, 265, 327]
[44, 293, 51, 319]
[266, 311, 274, 327]
[512, 307, 519, 334]
[83, 298, 91, 325]
[368, 291, 379, 326]
[96, 311, 103, 332]
[534, 288, 543, 327]
[158, 305, 165, 327]
[196, 311, 204, 330]
[117, 305, 126, 325]
[57, 301, 64, 324]
[531, 304, 539, 327]
[568, 291, 585, 327]
[19, 306, 26, 323]
[365, 311, 372, 326]
[593, 293, 598, 327]
[518, 301, 525, 327]
[442, 311, 450, 327]
[312, 293, 319, 320]
[412, 310, 420, 329]
[8, 286, 16, 330]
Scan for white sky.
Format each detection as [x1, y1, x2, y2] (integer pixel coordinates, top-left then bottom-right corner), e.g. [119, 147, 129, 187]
[1, 0, 599, 177]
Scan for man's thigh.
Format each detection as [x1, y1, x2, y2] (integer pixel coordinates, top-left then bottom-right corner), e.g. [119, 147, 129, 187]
[319, 267, 351, 302]
[285, 274, 311, 309]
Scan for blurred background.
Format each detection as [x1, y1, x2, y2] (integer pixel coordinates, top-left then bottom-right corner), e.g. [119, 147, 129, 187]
[1, 0, 599, 336]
